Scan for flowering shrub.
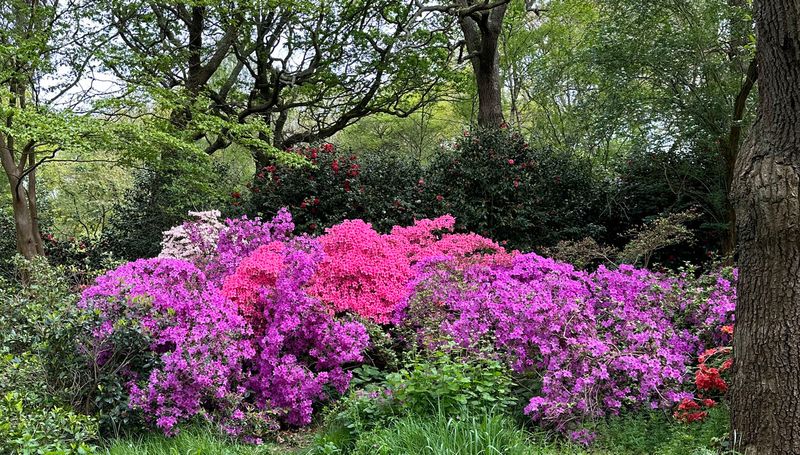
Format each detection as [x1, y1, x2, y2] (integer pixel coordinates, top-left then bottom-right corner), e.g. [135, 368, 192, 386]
[308, 216, 509, 323]
[82, 248, 369, 435]
[674, 324, 733, 424]
[421, 128, 604, 250]
[159, 210, 225, 263]
[80, 259, 256, 435]
[401, 253, 737, 432]
[244, 238, 369, 426]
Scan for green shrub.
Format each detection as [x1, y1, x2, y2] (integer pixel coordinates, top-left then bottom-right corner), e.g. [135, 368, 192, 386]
[0, 258, 150, 438]
[248, 145, 422, 234]
[0, 389, 98, 455]
[421, 128, 604, 251]
[311, 351, 516, 454]
[385, 350, 516, 417]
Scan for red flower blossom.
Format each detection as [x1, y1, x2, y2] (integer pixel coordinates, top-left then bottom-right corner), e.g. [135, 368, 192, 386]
[696, 364, 728, 393]
[331, 160, 340, 173]
[231, 192, 241, 199]
[322, 143, 334, 153]
[436, 194, 443, 202]
[673, 398, 708, 423]
[721, 358, 733, 371]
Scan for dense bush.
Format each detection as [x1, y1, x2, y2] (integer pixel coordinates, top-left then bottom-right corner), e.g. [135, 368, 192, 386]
[604, 147, 729, 262]
[248, 144, 422, 234]
[0, 388, 98, 455]
[401, 253, 735, 435]
[312, 351, 516, 454]
[84, 209, 369, 438]
[0, 259, 102, 452]
[421, 128, 605, 250]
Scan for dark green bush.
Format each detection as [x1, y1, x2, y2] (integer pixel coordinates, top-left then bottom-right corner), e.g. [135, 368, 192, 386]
[248, 145, 422, 234]
[603, 147, 728, 264]
[421, 128, 605, 251]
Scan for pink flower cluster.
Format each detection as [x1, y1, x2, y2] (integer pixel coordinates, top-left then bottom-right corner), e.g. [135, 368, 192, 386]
[308, 215, 509, 323]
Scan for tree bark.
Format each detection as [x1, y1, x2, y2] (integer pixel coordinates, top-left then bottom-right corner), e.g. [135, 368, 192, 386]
[731, 0, 800, 453]
[1, 138, 41, 259]
[459, 3, 507, 128]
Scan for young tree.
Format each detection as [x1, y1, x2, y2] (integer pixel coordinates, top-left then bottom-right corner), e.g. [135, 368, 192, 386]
[731, 0, 800, 453]
[0, 0, 93, 258]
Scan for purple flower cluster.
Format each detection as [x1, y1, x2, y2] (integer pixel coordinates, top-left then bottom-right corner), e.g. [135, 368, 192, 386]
[247, 238, 368, 426]
[404, 253, 732, 431]
[80, 259, 255, 435]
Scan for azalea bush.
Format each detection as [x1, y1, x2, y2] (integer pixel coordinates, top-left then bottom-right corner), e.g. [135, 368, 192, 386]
[401, 253, 737, 435]
[78, 207, 737, 443]
[82, 210, 369, 437]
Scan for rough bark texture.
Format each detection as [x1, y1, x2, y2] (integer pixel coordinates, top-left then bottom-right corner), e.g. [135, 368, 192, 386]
[731, 0, 800, 453]
[459, 2, 507, 128]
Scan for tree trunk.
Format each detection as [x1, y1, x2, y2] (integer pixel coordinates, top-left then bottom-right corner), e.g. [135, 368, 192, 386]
[460, 3, 507, 129]
[1, 152, 41, 259]
[472, 44, 505, 128]
[730, 0, 800, 453]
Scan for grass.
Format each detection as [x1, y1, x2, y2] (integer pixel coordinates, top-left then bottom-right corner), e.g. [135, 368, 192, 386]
[104, 425, 310, 455]
[346, 413, 553, 455]
[104, 407, 730, 455]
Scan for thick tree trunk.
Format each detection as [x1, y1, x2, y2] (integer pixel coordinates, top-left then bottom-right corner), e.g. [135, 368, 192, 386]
[460, 3, 507, 129]
[472, 44, 505, 128]
[730, 0, 800, 453]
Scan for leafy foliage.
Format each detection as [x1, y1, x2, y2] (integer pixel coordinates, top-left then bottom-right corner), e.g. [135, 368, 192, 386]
[422, 128, 604, 250]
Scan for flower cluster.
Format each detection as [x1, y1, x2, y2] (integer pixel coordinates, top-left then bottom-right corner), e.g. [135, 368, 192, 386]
[244, 238, 369, 425]
[80, 259, 255, 435]
[309, 216, 508, 323]
[159, 210, 225, 264]
[403, 253, 735, 431]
